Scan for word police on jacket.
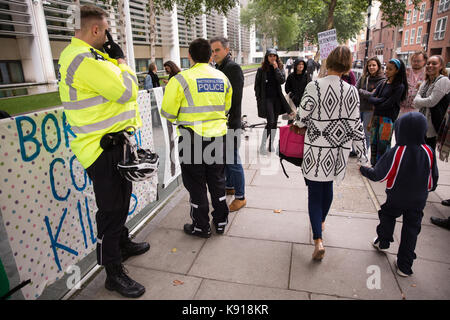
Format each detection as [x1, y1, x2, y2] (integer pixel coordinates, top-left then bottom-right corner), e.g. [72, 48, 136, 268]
[196, 78, 225, 93]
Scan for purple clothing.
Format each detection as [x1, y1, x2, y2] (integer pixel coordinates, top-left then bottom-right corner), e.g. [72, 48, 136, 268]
[341, 70, 356, 86]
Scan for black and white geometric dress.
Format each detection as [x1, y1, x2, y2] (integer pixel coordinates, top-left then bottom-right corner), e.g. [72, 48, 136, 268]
[294, 75, 369, 182]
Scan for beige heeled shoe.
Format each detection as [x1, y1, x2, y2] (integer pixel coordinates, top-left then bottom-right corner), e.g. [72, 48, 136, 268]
[312, 239, 325, 260]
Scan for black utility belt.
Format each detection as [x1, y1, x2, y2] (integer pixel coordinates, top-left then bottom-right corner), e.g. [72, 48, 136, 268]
[100, 130, 129, 150]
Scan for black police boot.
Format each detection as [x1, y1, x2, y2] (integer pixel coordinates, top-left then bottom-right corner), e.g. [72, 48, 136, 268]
[120, 239, 150, 262]
[183, 223, 211, 238]
[104, 263, 145, 298]
[430, 216, 450, 230]
[213, 221, 227, 235]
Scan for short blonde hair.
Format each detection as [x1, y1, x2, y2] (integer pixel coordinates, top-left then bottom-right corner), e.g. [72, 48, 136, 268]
[326, 46, 352, 74]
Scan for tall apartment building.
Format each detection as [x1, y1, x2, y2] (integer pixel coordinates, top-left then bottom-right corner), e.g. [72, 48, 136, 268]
[0, 0, 253, 93]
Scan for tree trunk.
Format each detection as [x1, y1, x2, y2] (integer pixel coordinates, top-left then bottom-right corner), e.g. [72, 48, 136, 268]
[262, 32, 267, 54]
[149, 0, 156, 63]
[318, 0, 338, 78]
[325, 0, 337, 30]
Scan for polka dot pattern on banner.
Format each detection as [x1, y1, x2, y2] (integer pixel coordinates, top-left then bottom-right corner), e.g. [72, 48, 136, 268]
[0, 93, 158, 299]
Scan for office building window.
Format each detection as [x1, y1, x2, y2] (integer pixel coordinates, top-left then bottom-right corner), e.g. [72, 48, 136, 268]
[406, 10, 411, 25]
[0, 61, 25, 85]
[404, 30, 409, 45]
[155, 58, 163, 72]
[180, 58, 190, 69]
[412, 9, 418, 23]
[135, 59, 150, 73]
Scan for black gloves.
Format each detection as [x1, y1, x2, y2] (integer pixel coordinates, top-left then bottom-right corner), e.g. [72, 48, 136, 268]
[103, 30, 125, 60]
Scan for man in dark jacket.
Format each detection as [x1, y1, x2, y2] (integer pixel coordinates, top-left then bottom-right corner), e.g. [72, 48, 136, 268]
[360, 112, 439, 277]
[211, 37, 246, 212]
[306, 56, 316, 82]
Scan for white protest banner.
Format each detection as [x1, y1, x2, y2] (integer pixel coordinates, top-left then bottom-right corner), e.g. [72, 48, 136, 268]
[318, 29, 338, 60]
[153, 87, 181, 188]
[0, 90, 157, 299]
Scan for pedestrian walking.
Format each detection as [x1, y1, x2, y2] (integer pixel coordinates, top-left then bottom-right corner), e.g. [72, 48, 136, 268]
[368, 58, 408, 166]
[306, 56, 316, 82]
[360, 112, 439, 276]
[286, 57, 294, 75]
[210, 37, 246, 212]
[144, 62, 160, 90]
[398, 51, 427, 117]
[356, 57, 385, 150]
[292, 45, 369, 261]
[413, 55, 450, 152]
[255, 48, 293, 155]
[162, 60, 181, 84]
[285, 59, 309, 110]
[58, 4, 151, 298]
[160, 38, 233, 237]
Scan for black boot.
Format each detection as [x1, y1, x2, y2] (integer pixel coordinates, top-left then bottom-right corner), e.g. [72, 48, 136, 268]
[430, 216, 450, 230]
[104, 263, 145, 298]
[259, 129, 268, 155]
[183, 223, 211, 238]
[268, 129, 276, 153]
[121, 239, 150, 262]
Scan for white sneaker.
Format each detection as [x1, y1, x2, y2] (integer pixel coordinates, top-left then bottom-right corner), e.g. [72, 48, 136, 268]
[372, 237, 388, 253]
[394, 261, 410, 277]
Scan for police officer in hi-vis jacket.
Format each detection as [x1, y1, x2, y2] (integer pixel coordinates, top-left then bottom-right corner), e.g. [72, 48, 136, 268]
[58, 5, 150, 298]
[161, 38, 233, 238]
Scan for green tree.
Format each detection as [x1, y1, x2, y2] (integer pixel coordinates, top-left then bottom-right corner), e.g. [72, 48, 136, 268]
[297, 0, 367, 47]
[240, 0, 300, 53]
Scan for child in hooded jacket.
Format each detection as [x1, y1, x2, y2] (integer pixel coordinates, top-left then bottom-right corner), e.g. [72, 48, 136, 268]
[360, 112, 438, 276]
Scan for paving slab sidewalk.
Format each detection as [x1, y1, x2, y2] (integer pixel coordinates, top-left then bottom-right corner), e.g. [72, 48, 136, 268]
[73, 85, 450, 301]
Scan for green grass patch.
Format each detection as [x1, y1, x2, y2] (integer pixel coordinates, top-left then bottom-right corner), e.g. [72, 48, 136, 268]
[241, 64, 260, 71]
[0, 91, 61, 116]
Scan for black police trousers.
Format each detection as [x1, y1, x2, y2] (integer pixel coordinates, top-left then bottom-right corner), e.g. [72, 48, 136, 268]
[86, 144, 132, 266]
[178, 129, 229, 231]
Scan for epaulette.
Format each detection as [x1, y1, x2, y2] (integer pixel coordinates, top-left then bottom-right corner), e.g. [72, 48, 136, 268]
[90, 48, 106, 61]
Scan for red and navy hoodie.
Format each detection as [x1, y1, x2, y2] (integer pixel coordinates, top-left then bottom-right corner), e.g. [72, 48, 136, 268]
[360, 112, 439, 210]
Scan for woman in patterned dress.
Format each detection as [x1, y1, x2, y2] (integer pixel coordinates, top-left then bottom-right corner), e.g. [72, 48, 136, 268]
[292, 46, 369, 260]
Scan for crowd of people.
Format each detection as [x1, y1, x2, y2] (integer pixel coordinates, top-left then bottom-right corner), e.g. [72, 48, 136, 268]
[258, 46, 449, 276]
[54, 4, 449, 299]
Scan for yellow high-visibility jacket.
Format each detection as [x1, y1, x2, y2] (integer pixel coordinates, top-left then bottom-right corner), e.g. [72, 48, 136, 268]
[160, 63, 232, 137]
[58, 37, 142, 169]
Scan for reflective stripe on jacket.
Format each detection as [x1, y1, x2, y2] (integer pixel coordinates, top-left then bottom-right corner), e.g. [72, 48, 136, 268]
[58, 37, 142, 169]
[160, 63, 232, 137]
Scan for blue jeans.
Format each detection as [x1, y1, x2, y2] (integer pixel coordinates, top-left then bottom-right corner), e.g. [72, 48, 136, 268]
[305, 179, 333, 240]
[360, 111, 373, 150]
[225, 131, 245, 199]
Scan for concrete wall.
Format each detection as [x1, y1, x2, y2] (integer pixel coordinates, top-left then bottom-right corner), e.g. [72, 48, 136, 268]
[0, 39, 20, 61]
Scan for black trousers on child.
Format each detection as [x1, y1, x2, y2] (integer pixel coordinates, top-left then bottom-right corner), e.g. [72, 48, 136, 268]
[86, 144, 132, 266]
[178, 129, 229, 231]
[376, 203, 423, 275]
